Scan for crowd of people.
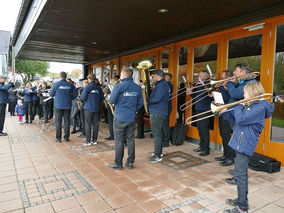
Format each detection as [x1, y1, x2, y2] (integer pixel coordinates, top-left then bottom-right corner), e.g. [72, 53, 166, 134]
[0, 62, 274, 213]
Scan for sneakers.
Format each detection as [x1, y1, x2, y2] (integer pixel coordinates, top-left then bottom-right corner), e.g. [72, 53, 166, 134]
[152, 152, 163, 157]
[223, 206, 247, 213]
[226, 198, 238, 206]
[82, 141, 92, 146]
[149, 155, 162, 163]
[92, 141, 97, 145]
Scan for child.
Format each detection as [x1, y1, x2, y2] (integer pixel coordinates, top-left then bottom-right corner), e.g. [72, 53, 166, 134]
[15, 100, 26, 124]
[223, 81, 274, 213]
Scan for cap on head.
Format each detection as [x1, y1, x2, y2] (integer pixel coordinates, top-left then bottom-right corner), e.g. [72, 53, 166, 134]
[153, 69, 164, 77]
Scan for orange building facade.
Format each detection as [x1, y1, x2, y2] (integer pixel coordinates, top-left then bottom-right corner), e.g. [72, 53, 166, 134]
[89, 15, 284, 165]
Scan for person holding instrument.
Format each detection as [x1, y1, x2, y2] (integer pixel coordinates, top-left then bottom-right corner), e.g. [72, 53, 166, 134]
[187, 70, 213, 156]
[0, 75, 15, 136]
[223, 81, 274, 213]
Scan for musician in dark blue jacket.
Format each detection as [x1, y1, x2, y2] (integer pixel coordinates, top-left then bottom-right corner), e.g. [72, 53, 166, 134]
[224, 81, 273, 213]
[50, 72, 76, 142]
[80, 74, 104, 146]
[108, 67, 143, 170]
[149, 69, 170, 163]
[19, 82, 34, 123]
[0, 75, 15, 136]
[32, 81, 43, 120]
[188, 70, 213, 156]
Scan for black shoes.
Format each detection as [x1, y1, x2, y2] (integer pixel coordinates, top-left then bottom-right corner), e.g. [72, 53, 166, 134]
[71, 130, 77, 134]
[215, 156, 226, 161]
[105, 136, 114, 140]
[193, 147, 202, 152]
[199, 150, 209, 156]
[125, 162, 133, 169]
[229, 169, 234, 176]
[226, 177, 236, 185]
[54, 139, 61, 142]
[163, 143, 170, 147]
[108, 163, 122, 170]
[220, 159, 234, 166]
[0, 132, 8, 136]
[64, 138, 70, 142]
[135, 136, 144, 139]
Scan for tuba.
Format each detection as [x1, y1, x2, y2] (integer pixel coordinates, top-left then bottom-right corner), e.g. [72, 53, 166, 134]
[132, 58, 154, 113]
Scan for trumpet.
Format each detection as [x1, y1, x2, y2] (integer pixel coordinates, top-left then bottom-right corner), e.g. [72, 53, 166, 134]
[185, 93, 272, 125]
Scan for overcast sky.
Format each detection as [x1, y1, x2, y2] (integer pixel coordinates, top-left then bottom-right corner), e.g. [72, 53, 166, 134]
[0, 0, 82, 73]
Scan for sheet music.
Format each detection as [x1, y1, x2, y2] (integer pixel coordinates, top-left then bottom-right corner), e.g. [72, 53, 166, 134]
[43, 97, 53, 102]
[212, 91, 224, 104]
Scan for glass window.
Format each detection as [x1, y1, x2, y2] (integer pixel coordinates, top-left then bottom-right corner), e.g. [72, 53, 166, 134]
[228, 34, 262, 74]
[103, 65, 110, 83]
[191, 43, 217, 129]
[121, 60, 126, 70]
[113, 62, 117, 78]
[177, 47, 188, 123]
[271, 24, 284, 143]
[95, 67, 101, 84]
[161, 50, 169, 72]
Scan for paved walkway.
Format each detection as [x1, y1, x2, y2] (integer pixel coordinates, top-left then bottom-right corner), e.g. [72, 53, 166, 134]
[0, 115, 283, 213]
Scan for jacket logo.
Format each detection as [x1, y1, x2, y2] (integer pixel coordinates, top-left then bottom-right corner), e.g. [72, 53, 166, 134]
[58, 86, 71, 90]
[90, 90, 99, 93]
[123, 92, 137, 96]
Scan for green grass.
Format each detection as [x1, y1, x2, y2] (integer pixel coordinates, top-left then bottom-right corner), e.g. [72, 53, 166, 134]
[272, 118, 284, 128]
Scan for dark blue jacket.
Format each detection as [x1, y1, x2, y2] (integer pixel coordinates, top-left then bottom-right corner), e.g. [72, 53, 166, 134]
[15, 104, 25, 115]
[0, 82, 14, 104]
[109, 77, 143, 122]
[219, 86, 230, 104]
[149, 78, 169, 116]
[226, 100, 274, 156]
[80, 82, 104, 113]
[190, 80, 212, 112]
[19, 88, 34, 103]
[50, 79, 76, 109]
[32, 86, 40, 101]
[167, 81, 173, 115]
[227, 79, 255, 103]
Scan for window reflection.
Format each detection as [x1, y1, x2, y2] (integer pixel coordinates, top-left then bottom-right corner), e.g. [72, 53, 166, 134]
[271, 24, 284, 143]
[161, 50, 169, 72]
[228, 34, 262, 76]
[103, 65, 110, 83]
[113, 62, 117, 78]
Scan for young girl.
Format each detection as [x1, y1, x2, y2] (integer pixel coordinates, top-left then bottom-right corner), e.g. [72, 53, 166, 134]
[224, 81, 274, 213]
[15, 100, 26, 124]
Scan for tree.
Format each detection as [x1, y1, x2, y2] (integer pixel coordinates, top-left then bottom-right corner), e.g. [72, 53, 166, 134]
[15, 59, 49, 82]
[68, 68, 82, 80]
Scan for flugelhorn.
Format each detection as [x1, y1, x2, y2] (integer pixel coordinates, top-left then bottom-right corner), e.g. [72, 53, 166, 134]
[185, 93, 272, 125]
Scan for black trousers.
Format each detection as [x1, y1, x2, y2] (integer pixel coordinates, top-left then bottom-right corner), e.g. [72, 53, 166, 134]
[162, 114, 170, 145]
[137, 107, 145, 138]
[48, 100, 54, 119]
[107, 108, 114, 138]
[0, 103, 7, 133]
[85, 110, 100, 142]
[114, 118, 136, 166]
[196, 111, 210, 152]
[219, 117, 235, 160]
[42, 104, 49, 122]
[32, 100, 40, 118]
[24, 102, 33, 122]
[8, 101, 17, 115]
[55, 108, 71, 140]
[80, 109, 86, 135]
[71, 108, 81, 131]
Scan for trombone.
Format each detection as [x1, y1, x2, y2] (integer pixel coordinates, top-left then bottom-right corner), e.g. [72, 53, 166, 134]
[185, 93, 272, 125]
[180, 72, 260, 111]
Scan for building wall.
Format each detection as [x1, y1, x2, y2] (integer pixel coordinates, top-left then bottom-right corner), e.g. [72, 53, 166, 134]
[90, 15, 284, 165]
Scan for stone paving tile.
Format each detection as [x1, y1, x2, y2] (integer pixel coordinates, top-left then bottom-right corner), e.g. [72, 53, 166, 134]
[0, 115, 283, 212]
